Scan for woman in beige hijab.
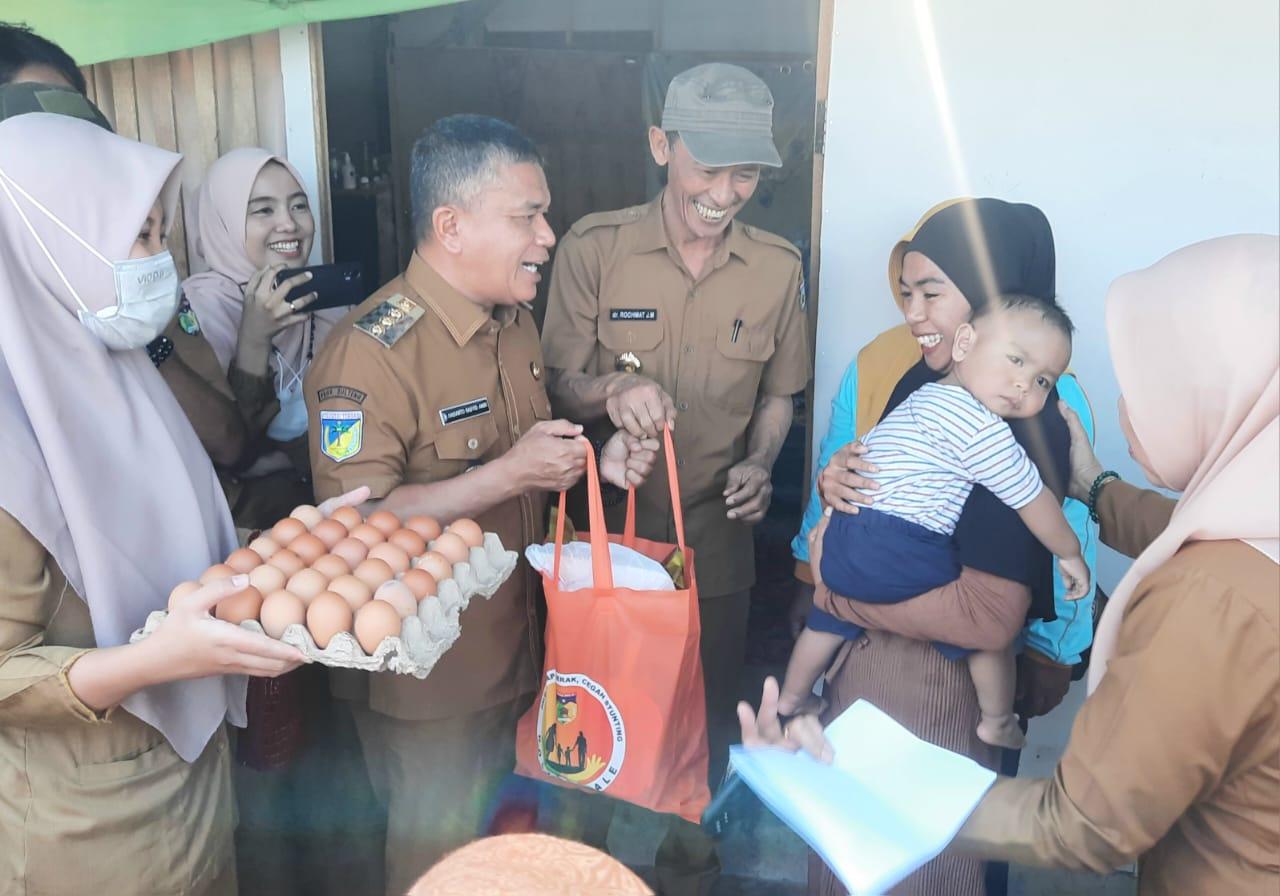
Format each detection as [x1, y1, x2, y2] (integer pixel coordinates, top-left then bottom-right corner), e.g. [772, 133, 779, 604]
[408, 834, 654, 895]
[156, 147, 342, 529]
[0, 113, 306, 894]
[741, 234, 1279, 895]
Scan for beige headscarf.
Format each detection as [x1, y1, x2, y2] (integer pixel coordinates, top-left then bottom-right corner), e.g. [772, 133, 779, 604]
[183, 147, 342, 375]
[1088, 234, 1280, 692]
[408, 834, 653, 895]
[0, 113, 244, 760]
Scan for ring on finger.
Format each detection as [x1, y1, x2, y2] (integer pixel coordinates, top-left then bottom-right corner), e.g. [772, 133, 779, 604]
[288, 299, 297, 313]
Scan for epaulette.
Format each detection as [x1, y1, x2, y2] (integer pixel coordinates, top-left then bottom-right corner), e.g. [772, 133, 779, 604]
[569, 203, 650, 237]
[353, 294, 424, 348]
[740, 223, 802, 260]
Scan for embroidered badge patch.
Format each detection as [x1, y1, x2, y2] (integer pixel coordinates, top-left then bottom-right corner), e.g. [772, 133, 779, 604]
[319, 410, 363, 462]
[609, 308, 657, 321]
[438, 397, 491, 426]
[354, 294, 425, 348]
[316, 385, 368, 405]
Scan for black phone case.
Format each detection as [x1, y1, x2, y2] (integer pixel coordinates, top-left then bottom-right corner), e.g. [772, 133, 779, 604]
[278, 262, 365, 311]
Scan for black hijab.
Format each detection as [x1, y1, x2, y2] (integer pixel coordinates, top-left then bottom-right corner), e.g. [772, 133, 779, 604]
[885, 198, 1068, 622]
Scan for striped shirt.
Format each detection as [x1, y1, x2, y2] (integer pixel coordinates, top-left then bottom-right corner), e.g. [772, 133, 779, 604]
[860, 382, 1043, 535]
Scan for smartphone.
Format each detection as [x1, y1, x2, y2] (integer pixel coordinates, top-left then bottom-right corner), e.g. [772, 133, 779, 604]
[276, 262, 365, 311]
[701, 765, 756, 839]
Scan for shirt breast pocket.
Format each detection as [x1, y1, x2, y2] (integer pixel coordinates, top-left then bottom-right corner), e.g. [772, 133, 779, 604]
[710, 324, 775, 413]
[433, 413, 500, 473]
[598, 318, 663, 374]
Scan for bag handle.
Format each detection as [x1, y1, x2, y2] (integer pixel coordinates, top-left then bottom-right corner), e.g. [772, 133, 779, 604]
[555, 426, 687, 588]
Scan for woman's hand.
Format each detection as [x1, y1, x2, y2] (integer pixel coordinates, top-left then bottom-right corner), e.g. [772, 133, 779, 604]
[234, 265, 316, 374]
[737, 676, 834, 763]
[1059, 400, 1104, 504]
[818, 441, 878, 513]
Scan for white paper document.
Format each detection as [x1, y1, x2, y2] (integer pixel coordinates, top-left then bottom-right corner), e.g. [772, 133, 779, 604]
[727, 699, 996, 895]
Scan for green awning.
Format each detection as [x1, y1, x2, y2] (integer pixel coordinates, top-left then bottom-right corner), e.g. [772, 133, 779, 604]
[1, 0, 467, 66]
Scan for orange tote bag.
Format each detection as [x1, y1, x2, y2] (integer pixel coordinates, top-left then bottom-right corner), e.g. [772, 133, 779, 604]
[515, 428, 710, 822]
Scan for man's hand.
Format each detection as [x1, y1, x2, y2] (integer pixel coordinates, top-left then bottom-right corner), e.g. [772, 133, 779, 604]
[502, 420, 588, 492]
[599, 431, 660, 489]
[604, 374, 676, 439]
[724, 457, 772, 523]
[1014, 648, 1073, 719]
[818, 440, 879, 513]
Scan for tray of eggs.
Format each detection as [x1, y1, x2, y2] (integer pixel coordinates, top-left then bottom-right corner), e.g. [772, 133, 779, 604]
[130, 504, 519, 678]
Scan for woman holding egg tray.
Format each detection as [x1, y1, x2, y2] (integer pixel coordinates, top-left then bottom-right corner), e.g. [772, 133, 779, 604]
[0, 114, 313, 893]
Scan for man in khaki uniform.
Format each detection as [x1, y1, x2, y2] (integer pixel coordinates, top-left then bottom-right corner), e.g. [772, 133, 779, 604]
[541, 63, 811, 893]
[304, 115, 656, 896]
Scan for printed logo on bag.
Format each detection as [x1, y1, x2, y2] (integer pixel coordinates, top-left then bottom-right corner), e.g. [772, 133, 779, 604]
[609, 308, 657, 321]
[319, 410, 363, 462]
[536, 670, 626, 791]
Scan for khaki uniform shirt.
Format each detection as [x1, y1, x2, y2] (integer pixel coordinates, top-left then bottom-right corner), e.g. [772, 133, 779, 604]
[305, 252, 548, 722]
[160, 307, 309, 530]
[0, 509, 235, 895]
[955, 481, 1279, 894]
[541, 196, 810, 598]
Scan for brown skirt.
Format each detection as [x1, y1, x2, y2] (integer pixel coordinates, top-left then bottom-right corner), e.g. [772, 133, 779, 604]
[808, 631, 998, 896]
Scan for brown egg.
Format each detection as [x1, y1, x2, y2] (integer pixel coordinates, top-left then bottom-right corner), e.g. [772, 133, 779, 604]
[199, 563, 239, 585]
[311, 518, 349, 549]
[168, 580, 201, 610]
[306, 592, 353, 649]
[287, 568, 329, 604]
[387, 528, 427, 557]
[446, 518, 484, 548]
[267, 549, 305, 578]
[331, 536, 370, 569]
[431, 532, 471, 565]
[330, 505, 363, 530]
[289, 504, 324, 530]
[416, 551, 454, 583]
[368, 542, 411, 575]
[348, 523, 386, 549]
[215, 585, 263, 625]
[271, 517, 308, 545]
[259, 590, 306, 639]
[289, 533, 327, 565]
[247, 535, 280, 561]
[366, 509, 402, 536]
[353, 558, 395, 590]
[225, 547, 264, 574]
[248, 563, 287, 595]
[404, 515, 443, 542]
[400, 568, 438, 600]
[328, 574, 373, 611]
[374, 580, 418, 618]
[311, 553, 352, 580]
[354, 600, 403, 655]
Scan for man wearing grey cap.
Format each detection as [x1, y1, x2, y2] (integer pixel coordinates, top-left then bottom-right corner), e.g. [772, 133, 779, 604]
[541, 62, 810, 893]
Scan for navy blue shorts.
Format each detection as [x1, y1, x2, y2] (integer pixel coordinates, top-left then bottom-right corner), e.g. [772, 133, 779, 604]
[808, 507, 969, 659]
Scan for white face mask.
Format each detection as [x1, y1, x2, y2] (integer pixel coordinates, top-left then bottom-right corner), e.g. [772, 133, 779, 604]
[0, 167, 180, 351]
[266, 350, 309, 441]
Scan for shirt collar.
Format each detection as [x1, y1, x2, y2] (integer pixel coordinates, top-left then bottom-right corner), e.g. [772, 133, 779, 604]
[635, 192, 752, 269]
[405, 251, 515, 346]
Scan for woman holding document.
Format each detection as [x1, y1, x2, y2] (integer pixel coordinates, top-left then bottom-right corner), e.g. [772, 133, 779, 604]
[740, 235, 1279, 895]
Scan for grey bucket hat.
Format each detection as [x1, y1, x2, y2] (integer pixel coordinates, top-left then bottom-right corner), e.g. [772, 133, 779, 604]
[660, 62, 782, 169]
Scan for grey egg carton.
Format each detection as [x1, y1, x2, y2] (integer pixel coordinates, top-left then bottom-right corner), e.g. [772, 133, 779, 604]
[131, 532, 519, 679]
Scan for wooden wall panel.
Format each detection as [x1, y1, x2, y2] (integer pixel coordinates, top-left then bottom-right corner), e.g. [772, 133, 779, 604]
[80, 32, 289, 278]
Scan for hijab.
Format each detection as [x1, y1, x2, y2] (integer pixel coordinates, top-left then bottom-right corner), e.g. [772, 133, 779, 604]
[408, 834, 653, 895]
[183, 147, 341, 375]
[0, 113, 243, 760]
[1088, 234, 1279, 692]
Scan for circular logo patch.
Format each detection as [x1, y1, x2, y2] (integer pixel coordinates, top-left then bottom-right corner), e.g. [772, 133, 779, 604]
[536, 670, 626, 792]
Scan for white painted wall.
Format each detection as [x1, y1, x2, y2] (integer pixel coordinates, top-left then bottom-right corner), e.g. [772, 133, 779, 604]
[815, 0, 1280, 589]
[279, 25, 327, 266]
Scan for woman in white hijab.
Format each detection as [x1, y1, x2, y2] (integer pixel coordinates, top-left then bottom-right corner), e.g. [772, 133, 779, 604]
[0, 113, 307, 894]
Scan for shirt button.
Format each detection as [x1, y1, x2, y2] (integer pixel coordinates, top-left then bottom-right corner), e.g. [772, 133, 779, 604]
[678, 401, 689, 411]
[467, 437, 479, 450]
[684, 345, 693, 354]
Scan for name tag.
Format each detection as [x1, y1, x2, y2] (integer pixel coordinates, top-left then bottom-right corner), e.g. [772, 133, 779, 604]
[609, 308, 657, 322]
[439, 397, 491, 426]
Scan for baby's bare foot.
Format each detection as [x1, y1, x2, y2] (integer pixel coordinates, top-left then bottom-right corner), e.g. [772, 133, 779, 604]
[977, 714, 1026, 750]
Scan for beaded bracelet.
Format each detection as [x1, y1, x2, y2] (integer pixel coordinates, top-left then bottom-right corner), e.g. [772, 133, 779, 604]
[146, 335, 174, 368]
[1087, 470, 1121, 523]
